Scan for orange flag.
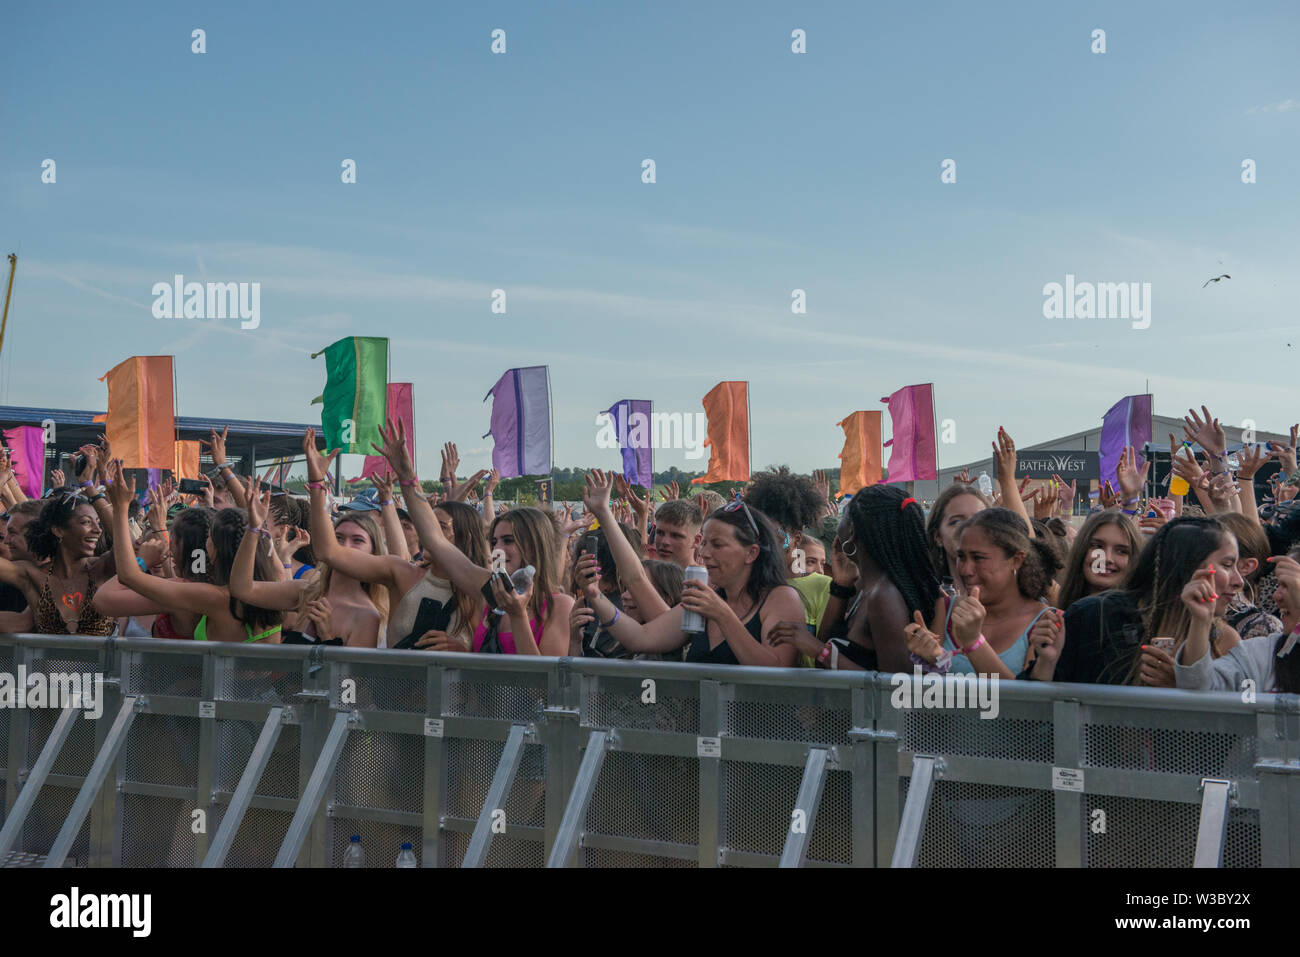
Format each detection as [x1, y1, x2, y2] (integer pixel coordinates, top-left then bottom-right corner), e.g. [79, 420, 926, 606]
[691, 381, 749, 485]
[94, 356, 175, 469]
[173, 440, 201, 480]
[835, 411, 882, 497]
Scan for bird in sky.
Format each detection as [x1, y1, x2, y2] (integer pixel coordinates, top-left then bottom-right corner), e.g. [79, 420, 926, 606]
[1202, 274, 1230, 287]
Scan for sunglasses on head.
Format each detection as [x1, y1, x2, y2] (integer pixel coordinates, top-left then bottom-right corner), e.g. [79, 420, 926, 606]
[722, 498, 761, 539]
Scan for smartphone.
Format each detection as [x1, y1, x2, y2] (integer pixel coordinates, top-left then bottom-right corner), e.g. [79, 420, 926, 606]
[392, 597, 454, 649]
[179, 478, 207, 494]
[583, 532, 601, 558]
[1151, 636, 1175, 654]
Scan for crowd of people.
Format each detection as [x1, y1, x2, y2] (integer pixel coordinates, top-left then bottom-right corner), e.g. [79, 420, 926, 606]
[2, 404, 1299, 698]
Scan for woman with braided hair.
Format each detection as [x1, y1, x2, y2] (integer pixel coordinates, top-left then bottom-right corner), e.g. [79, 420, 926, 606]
[769, 484, 941, 672]
[1041, 517, 1244, 685]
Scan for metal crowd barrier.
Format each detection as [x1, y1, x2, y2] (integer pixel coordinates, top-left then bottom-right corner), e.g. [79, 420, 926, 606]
[0, 633, 1296, 867]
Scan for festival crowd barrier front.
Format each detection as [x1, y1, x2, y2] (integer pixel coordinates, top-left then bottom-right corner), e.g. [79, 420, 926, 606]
[0, 633, 1295, 868]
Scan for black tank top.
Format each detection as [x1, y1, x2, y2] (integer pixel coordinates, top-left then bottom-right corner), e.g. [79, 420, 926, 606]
[686, 592, 768, 665]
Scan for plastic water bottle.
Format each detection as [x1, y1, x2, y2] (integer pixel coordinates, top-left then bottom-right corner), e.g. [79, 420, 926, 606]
[681, 565, 709, 634]
[510, 564, 535, 594]
[395, 842, 417, 868]
[343, 834, 365, 868]
[977, 471, 993, 498]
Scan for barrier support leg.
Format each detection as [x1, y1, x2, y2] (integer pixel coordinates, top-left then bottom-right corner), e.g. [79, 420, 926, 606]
[44, 697, 138, 868]
[891, 754, 937, 868]
[546, 730, 608, 868]
[202, 708, 284, 868]
[1193, 778, 1231, 868]
[273, 711, 350, 869]
[0, 702, 80, 861]
[779, 747, 828, 868]
[461, 723, 528, 868]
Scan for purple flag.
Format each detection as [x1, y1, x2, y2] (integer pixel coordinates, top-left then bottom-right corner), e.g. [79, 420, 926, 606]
[605, 399, 653, 488]
[483, 366, 552, 478]
[1100, 394, 1153, 488]
[2, 426, 45, 498]
[146, 468, 162, 490]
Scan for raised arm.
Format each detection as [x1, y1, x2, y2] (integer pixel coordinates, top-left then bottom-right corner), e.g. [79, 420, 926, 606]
[105, 461, 229, 616]
[578, 558, 690, 654]
[203, 426, 248, 509]
[371, 472, 411, 562]
[993, 428, 1034, 537]
[372, 420, 491, 595]
[303, 435, 406, 588]
[229, 480, 306, 611]
[585, 469, 670, 621]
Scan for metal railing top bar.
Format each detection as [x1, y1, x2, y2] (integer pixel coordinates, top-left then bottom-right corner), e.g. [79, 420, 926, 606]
[1, 633, 1296, 717]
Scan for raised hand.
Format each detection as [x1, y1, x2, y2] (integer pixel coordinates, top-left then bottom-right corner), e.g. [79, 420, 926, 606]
[812, 469, 831, 502]
[1052, 473, 1077, 514]
[1179, 565, 1218, 621]
[1266, 424, 1299, 476]
[302, 428, 341, 483]
[659, 479, 681, 502]
[203, 426, 230, 467]
[371, 471, 396, 504]
[370, 419, 415, 481]
[583, 469, 614, 515]
[50, 468, 66, 488]
[949, 586, 986, 649]
[198, 474, 216, 508]
[991, 427, 1017, 484]
[1268, 555, 1300, 609]
[485, 467, 500, 496]
[76, 444, 99, 485]
[1116, 445, 1149, 502]
[952, 468, 973, 486]
[105, 460, 135, 509]
[1183, 405, 1225, 458]
[244, 477, 270, 530]
[1170, 444, 1203, 486]
[1236, 444, 1270, 481]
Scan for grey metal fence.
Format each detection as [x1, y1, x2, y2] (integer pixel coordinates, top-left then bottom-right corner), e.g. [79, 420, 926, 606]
[0, 633, 1296, 868]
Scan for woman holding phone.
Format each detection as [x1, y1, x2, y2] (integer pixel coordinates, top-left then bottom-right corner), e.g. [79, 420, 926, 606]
[372, 420, 572, 656]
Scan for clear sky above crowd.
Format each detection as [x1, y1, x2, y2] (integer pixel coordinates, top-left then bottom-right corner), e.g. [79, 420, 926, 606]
[3, 0, 1298, 480]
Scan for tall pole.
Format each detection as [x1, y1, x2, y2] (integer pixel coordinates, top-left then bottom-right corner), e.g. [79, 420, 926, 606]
[0, 254, 17, 359]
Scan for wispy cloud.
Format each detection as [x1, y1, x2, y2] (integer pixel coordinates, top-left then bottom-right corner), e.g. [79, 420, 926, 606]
[1247, 98, 1298, 114]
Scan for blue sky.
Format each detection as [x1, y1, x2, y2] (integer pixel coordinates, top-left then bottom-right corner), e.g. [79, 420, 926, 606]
[3, 0, 1298, 480]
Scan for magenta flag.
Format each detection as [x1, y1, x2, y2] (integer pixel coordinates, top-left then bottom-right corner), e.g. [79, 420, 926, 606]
[2, 426, 46, 498]
[357, 383, 414, 482]
[880, 383, 937, 482]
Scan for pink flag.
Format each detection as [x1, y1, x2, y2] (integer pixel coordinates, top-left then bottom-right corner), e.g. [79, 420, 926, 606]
[2, 426, 46, 498]
[880, 384, 937, 482]
[357, 383, 414, 482]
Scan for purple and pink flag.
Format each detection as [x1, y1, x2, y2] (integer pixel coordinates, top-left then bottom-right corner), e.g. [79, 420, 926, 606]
[484, 367, 552, 478]
[880, 384, 937, 482]
[605, 399, 654, 488]
[2, 426, 45, 498]
[1100, 393, 1153, 488]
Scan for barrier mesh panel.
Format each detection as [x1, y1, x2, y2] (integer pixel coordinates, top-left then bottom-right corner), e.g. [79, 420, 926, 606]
[120, 793, 198, 867]
[220, 806, 293, 867]
[0, 645, 11, 776]
[215, 720, 300, 799]
[718, 759, 852, 865]
[583, 848, 697, 867]
[124, 656, 203, 697]
[220, 663, 303, 704]
[352, 672, 427, 714]
[27, 704, 97, 779]
[445, 678, 545, 723]
[333, 731, 424, 815]
[444, 736, 547, 829]
[901, 711, 1054, 764]
[21, 785, 90, 865]
[439, 828, 544, 868]
[587, 752, 699, 847]
[723, 698, 851, 746]
[901, 777, 1055, 867]
[329, 817, 423, 868]
[123, 713, 200, 789]
[1081, 722, 1256, 779]
[586, 678, 700, 734]
[1083, 795, 1261, 867]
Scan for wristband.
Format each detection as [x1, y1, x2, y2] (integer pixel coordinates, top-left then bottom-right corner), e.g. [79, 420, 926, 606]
[305, 480, 327, 492]
[600, 607, 621, 629]
[249, 526, 272, 540]
[79, 481, 94, 489]
[88, 492, 106, 504]
[379, 499, 394, 507]
[282, 563, 293, 569]
[956, 634, 987, 655]
[828, 581, 856, 600]
[137, 557, 148, 572]
[398, 478, 419, 488]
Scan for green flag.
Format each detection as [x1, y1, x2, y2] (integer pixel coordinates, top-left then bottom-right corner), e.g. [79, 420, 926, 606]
[311, 337, 388, 454]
